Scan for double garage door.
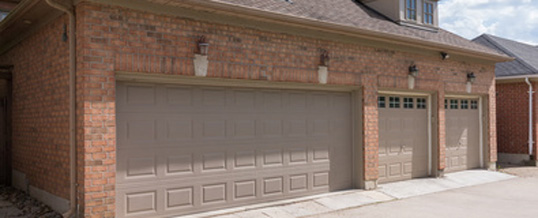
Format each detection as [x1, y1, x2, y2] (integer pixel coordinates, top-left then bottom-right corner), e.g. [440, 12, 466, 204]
[378, 95, 482, 183]
[116, 82, 353, 217]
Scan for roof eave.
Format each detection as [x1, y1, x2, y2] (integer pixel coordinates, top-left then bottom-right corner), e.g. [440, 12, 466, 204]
[173, 0, 513, 62]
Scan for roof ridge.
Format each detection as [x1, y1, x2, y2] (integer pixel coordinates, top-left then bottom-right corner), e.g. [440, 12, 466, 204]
[480, 34, 538, 73]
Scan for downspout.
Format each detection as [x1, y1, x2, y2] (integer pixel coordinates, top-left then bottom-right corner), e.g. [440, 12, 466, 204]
[525, 77, 534, 157]
[44, 0, 76, 217]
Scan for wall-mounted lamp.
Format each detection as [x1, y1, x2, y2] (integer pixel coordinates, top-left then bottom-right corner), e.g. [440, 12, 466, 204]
[197, 36, 209, 56]
[318, 50, 330, 84]
[408, 64, 419, 90]
[320, 50, 330, 67]
[408, 65, 419, 77]
[467, 72, 476, 83]
[441, 52, 450, 60]
[466, 72, 476, 93]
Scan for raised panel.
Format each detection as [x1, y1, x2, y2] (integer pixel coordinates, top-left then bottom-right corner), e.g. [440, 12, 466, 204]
[166, 120, 193, 140]
[313, 147, 329, 161]
[289, 120, 307, 136]
[126, 191, 156, 214]
[313, 172, 329, 187]
[263, 120, 283, 136]
[167, 155, 193, 174]
[289, 148, 307, 163]
[126, 85, 156, 105]
[389, 163, 402, 177]
[290, 174, 307, 191]
[127, 120, 156, 142]
[234, 180, 256, 200]
[378, 164, 387, 178]
[233, 120, 256, 138]
[203, 153, 226, 171]
[312, 120, 330, 136]
[263, 150, 283, 166]
[263, 92, 282, 109]
[202, 120, 226, 139]
[127, 157, 156, 177]
[234, 151, 256, 168]
[234, 91, 256, 108]
[202, 184, 226, 204]
[403, 162, 412, 174]
[165, 87, 192, 106]
[289, 93, 307, 110]
[263, 177, 283, 195]
[202, 89, 226, 106]
[166, 187, 193, 209]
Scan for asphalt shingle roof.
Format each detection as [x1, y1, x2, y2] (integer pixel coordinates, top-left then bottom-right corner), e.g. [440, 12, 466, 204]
[473, 34, 538, 77]
[191, 0, 505, 57]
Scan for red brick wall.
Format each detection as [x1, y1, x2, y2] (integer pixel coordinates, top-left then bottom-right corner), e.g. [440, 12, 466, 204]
[0, 16, 71, 199]
[496, 82, 532, 154]
[75, 3, 497, 217]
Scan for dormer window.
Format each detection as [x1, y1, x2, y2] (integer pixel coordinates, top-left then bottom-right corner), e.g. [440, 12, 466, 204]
[406, 0, 417, 21]
[361, 0, 439, 30]
[424, 2, 434, 25]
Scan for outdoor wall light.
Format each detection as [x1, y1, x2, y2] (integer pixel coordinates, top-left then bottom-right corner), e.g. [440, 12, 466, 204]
[441, 52, 450, 60]
[197, 35, 209, 56]
[408, 65, 419, 77]
[467, 72, 476, 83]
[320, 50, 330, 66]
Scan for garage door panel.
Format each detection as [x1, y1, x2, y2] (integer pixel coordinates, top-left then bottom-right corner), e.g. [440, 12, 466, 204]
[445, 98, 480, 173]
[378, 95, 429, 184]
[117, 82, 352, 217]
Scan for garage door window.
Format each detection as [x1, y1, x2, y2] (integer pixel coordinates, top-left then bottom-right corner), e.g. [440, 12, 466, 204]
[417, 98, 427, 109]
[444, 99, 448, 109]
[450, 99, 458, 109]
[404, 98, 414, 109]
[471, 100, 478, 109]
[378, 96, 386, 108]
[461, 100, 469, 109]
[389, 97, 400, 108]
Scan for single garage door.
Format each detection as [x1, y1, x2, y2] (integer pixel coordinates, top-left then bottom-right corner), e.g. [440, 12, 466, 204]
[378, 95, 429, 183]
[116, 82, 353, 217]
[445, 98, 481, 173]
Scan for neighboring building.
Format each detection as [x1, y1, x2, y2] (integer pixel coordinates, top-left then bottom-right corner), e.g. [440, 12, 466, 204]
[473, 34, 538, 166]
[0, 0, 509, 217]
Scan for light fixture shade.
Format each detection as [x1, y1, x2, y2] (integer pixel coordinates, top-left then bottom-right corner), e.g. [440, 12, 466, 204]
[409, 65, 419, 77]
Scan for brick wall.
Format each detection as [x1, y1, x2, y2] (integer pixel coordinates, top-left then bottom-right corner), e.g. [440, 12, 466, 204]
[0, 1, 499, 217]
[75, 2, 497, 217]
[0, 16, 71, 200]
[496, 82, 532, 154]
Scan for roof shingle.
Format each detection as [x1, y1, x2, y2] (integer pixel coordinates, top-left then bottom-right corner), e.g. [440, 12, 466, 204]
[473, 34, 538, 77]
[188, 0, 505, 57]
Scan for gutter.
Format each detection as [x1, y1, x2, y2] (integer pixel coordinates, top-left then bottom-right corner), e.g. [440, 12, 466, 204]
[525, 78, 535, 157]
[44, 0, 76, 217]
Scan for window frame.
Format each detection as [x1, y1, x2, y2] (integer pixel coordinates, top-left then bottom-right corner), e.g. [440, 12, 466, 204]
[378, 96, 386, 108]
[406, 0, 418, 21]
[389, 97, 401, 108]
[404, 97, 414, 109]
[423, 1, 434, 25]
[417, 98, 427, 109]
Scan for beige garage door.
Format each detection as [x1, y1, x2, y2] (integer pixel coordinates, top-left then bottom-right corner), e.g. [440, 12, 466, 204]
[378, 95, 429, 184]
[445, 98, 481, 173]
[116, 82, 353, 217]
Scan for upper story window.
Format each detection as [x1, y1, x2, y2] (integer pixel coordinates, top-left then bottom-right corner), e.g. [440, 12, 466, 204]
[406, 0, 417, 20]
[424, 2, 434, 25]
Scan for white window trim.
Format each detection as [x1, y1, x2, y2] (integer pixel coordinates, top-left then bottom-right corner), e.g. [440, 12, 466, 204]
[423, 0, 435, 25]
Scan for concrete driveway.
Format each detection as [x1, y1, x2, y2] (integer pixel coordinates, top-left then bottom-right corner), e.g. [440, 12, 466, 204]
[309, 167, 538, 218]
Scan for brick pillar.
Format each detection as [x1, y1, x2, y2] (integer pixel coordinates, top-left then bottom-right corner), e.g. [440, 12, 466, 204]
[487, 80, 497, 170]
[362, 74, 378, 189]
[437, 90, 446, 175]
[76, 3, 116, 217]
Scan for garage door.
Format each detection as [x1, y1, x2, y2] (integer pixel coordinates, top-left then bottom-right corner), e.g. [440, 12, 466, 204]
[116, 82, 353, 217]
[445, 98, 481, 173]
[378, 95, 429, 183]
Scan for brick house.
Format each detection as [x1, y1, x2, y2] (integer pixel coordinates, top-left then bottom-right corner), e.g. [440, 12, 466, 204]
[0, 0, 509, 217]
[473, 34, 538, 166]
